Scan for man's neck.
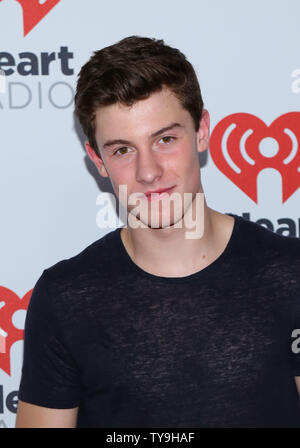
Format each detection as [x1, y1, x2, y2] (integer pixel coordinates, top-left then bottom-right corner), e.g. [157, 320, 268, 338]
[120, 203, 235, 278]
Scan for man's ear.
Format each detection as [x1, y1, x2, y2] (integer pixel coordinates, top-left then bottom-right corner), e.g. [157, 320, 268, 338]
[196, 109, 210, 153]
[85, 141, 109, 178]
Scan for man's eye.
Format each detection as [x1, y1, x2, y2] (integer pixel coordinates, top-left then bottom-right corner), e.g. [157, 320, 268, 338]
[114, 147, 130, 156]
[159, 136, 175, 144]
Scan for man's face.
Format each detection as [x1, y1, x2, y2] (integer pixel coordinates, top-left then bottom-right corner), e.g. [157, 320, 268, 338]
[86, 87, 209, 229]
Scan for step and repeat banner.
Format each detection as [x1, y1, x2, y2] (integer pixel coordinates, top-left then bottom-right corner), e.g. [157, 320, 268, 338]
[0, 0, 299, 428]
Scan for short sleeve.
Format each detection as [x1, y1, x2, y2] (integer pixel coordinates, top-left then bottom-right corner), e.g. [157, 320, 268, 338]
[290, 296, 300, 377]
[18, 270, 81, 409]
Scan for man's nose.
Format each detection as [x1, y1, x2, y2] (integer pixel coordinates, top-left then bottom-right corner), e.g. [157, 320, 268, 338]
[135, 148, 163, 185]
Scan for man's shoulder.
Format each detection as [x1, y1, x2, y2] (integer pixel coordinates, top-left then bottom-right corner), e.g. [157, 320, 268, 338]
[235, 214, 300, 261]
[43, 227, 121, 283]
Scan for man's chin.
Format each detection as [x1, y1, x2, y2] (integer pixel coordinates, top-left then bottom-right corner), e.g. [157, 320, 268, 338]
[127, 212, 183, 230]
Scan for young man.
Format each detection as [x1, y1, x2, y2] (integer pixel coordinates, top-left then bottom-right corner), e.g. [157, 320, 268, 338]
[16, 36, 300, 428]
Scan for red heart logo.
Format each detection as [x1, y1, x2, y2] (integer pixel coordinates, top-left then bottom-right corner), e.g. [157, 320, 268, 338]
[209, 113, 300, 203]
[16, 0, 61, 37]
[0, 287, 32, 376]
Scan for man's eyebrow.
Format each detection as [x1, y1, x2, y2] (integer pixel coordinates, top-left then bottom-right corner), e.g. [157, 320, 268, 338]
[102, 122, 184, 150]
[150, 122, 184, 138]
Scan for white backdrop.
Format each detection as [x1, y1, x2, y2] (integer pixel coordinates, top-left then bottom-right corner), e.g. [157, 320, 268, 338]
[0, 0, 299, 428]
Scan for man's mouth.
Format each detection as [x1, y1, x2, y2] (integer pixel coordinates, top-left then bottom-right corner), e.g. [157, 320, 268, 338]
[144, 186, 176, 201]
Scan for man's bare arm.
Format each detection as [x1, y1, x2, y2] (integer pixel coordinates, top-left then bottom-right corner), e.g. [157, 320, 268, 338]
[15, 400, 78, 428]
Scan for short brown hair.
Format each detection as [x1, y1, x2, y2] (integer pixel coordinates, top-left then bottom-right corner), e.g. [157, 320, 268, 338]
[74, 36, 204, 157]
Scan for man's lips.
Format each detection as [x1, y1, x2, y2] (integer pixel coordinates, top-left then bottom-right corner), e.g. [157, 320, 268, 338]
[144, 186, 176, 200]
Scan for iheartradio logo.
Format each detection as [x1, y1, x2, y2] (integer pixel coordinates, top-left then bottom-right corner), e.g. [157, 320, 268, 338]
[210, 113, 300, 203]
[0, 287, 32, 376]
[0, 0, 61, 36]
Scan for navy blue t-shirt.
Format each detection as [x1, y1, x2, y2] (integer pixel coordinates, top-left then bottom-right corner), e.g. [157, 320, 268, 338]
[18, 214, 300, 427]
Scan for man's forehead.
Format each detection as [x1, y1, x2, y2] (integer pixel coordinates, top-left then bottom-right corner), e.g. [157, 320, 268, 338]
[94, 88, 183, 119]
[94, 89, 190, 138]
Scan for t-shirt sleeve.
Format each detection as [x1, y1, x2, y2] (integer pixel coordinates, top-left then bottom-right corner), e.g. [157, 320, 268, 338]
[290, 296, 300, 377]
[18, 270, 81, 409]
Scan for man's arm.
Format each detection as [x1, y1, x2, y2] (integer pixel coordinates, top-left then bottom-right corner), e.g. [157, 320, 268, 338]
[15, 400, 78, 428]
[295, 377, 300, 397]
